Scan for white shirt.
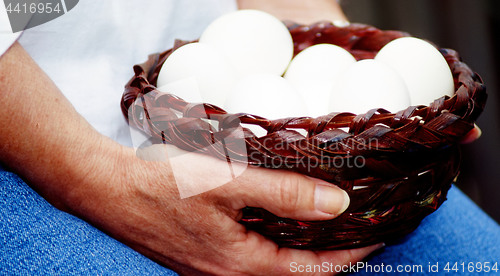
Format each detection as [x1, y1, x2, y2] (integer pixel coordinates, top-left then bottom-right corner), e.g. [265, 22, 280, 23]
[9, 0, 236, 146]
[0, 4, 21, 57]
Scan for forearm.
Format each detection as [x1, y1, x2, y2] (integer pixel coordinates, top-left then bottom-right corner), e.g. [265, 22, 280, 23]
[0, 42, 377, 275]
[0, 42, 124, 209]
[237, 0, 348, 24]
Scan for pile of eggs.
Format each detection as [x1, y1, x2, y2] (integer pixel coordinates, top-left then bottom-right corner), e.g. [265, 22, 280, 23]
[157, 10, 455, 126]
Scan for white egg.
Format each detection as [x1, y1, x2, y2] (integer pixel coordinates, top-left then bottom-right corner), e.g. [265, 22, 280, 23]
[157, 77, 203, 103]
[200, 10, 294, 76]
[375, 37, 455, 106]
[329, 59, 411, 114]
[157, 42, 238, 107]
[284, 44, 357, 117]
[224, 74, 307, 119]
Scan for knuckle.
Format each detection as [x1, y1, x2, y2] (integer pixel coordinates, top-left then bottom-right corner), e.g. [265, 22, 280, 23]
[273, 174, 303, 214]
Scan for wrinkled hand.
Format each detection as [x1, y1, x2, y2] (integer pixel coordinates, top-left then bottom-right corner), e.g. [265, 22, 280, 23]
[66, 144, 382, 275]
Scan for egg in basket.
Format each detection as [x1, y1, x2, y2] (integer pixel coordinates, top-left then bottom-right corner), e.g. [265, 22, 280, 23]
[121, 10, 486, 250]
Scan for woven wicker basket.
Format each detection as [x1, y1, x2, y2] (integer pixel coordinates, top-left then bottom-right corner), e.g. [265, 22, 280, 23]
[121, 22, 487, 250]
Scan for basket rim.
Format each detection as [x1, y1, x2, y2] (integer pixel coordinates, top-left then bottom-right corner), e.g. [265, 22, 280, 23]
[121, 21, 487, 155]
[120, 21, 486, 250]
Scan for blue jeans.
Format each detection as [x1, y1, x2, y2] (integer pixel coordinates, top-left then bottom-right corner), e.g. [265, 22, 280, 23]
[1, 170, 499, 275]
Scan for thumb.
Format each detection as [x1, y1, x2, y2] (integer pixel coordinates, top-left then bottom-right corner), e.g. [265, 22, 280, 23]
[228, 167, 350, 221]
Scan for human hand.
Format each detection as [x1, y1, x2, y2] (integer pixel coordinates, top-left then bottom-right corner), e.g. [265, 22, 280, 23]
[65, 144, 382, 275]
[0, 42, 380, 275]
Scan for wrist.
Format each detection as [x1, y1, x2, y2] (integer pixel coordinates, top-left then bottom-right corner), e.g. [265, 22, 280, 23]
[64, 140, 181, 217]
[39, 130, 126, 212]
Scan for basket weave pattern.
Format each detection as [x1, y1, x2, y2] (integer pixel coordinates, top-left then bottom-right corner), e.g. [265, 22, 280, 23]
[121, 22, 487, 249]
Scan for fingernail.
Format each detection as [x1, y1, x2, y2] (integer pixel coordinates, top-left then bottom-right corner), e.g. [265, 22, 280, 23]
[314, 184, 350, 216]
[475, 124, 482, 139]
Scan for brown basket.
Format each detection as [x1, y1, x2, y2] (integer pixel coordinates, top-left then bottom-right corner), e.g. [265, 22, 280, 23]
[121, 22, 487, 250]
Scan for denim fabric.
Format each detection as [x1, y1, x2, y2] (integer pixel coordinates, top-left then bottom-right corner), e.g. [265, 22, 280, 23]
[0, 171, 176, 275]
[354, 184, 500, 275]
[1, 170, 499, 275]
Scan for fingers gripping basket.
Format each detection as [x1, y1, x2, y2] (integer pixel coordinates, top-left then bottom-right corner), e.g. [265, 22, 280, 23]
[121, 22, 487, 250]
